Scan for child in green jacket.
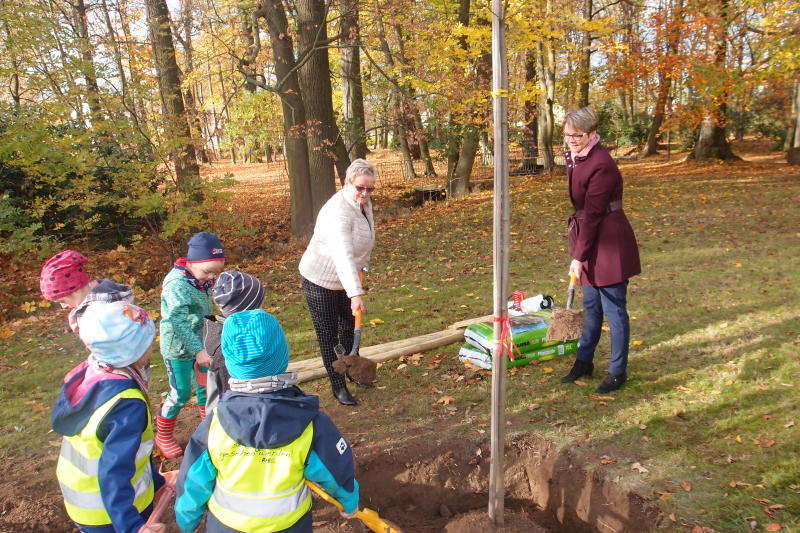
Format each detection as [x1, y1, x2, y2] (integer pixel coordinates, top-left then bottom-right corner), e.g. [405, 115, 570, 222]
[156, 232, 225, 458]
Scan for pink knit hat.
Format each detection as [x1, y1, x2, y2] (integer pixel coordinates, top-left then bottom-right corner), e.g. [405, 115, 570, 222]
[40, 250, 91, 301]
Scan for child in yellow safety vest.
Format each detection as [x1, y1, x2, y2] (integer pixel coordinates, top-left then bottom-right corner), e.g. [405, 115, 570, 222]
[175, 309, 360, 533]
[51, 300, 171, 533]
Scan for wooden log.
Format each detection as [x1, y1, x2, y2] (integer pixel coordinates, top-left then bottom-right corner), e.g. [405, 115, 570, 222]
[447, 314, 493, 329]
[288, 328, 466, 384]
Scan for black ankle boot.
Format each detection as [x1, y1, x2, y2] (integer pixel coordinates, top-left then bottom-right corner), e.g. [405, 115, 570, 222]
[333, 385, 357, 406]
[561, 359, 594, 383]
[596, 373, 627, 393]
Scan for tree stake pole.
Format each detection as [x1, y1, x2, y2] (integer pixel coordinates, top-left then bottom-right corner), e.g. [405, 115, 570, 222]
[488, 0, 509, 526]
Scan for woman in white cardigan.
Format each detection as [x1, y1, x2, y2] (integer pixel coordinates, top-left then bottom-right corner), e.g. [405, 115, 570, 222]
[299, 159, 377, 406]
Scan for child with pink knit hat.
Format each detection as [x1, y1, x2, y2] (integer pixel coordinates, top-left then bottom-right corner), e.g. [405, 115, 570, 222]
[39, 250, 133, 333]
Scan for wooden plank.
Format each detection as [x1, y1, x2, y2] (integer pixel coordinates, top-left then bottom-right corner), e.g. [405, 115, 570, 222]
[447, 314, 492, 329]
[288, 328, 465, 384]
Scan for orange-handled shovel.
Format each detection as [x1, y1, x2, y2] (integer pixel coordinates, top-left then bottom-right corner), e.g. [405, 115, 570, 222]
[306, 480, 403, 533]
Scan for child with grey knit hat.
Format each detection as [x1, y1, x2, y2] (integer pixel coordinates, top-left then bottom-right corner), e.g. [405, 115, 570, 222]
[202, 270, 266, 410]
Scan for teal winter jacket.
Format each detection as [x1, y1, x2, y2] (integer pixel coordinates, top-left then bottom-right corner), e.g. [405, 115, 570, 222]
[160, 268, 213, 361]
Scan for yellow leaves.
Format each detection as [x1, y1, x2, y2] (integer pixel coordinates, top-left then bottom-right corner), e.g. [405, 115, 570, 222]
[38, 300, 51, 308]
[542, 367, 554, 374]
[631, 340, 644, 346]
[369, 318, 384, 326]
[21, 301, 38, 313]
[0, 327, 15, 340]
[573, 380, 588, 387]
[392, 308, 404, 312]
[436, 395, 456, 406]
[149, 310, 160, 321]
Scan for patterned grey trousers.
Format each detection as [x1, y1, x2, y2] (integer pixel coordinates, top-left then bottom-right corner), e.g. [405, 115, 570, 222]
[302, 277, 355, 390]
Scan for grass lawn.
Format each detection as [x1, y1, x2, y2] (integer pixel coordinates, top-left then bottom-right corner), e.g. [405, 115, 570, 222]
[1, 144, 798, 531]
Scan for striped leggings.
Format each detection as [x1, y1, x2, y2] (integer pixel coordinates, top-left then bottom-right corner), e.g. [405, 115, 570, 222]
[302, 277, 355, 390]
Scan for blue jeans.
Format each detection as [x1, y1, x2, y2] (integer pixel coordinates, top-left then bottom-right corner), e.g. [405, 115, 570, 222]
[576, 280, 630, 376]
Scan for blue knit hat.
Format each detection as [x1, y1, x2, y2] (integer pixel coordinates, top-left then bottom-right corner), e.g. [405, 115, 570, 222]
[187, 232, 225, 263]
[213, 271, 265, 317]
[78, 301, 156, 367]
[222, 310, 289, 379]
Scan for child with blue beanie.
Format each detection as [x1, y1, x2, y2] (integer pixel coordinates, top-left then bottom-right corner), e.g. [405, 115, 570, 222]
[51, 301, 169, 533]
[157, 232, 226, 458]
[175, 309, 360, 533]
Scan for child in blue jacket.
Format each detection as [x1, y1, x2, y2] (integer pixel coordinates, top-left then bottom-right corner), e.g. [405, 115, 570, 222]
[51, 301, 168, 533]
[175, 309, 360, 532]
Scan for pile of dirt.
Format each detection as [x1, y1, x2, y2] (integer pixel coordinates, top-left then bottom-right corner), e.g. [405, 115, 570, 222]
[546, 308, 585, 341]
[332, 353, 377, 384]
[443, 509, 549, 532]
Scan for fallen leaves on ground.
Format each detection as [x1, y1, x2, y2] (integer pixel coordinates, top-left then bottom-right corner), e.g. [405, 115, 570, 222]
[631, 462, 649, 474]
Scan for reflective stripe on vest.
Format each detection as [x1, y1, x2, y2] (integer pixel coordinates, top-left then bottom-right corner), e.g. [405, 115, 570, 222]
[207, 416, 314, 533]
[56, 388, 155, 526]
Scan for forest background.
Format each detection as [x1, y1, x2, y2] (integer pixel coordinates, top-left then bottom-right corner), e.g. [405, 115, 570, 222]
[1, 0, 799, 266]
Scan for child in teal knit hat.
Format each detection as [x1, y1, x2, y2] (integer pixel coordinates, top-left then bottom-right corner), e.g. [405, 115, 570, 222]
[175, 310, 360, 533]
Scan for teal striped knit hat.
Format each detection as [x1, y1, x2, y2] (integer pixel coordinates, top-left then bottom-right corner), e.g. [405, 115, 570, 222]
[221, 309, 289, 379]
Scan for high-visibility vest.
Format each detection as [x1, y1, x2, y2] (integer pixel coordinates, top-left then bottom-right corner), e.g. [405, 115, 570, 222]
[56, 388, 155, 526]
[207, 414, 314, 533]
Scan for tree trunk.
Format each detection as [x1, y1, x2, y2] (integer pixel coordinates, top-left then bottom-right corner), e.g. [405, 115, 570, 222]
[578, 0, 592, 107]
[449, 125, 479, 197]
[691, 0, 738, 161]
[793, 77, 800, 148]
[297, 0, 349, 197]
[259, 0, 315, 238]
[536, 36, 556, 172]
[644, 0, 683, 156]
[522, 51, 539, 172]
[180, 0, 210, 163]
[74, 0, 103, 121]
[145, 0, 200, 193]
[340, 0, 368, 159]
[374, 14, 416, 179]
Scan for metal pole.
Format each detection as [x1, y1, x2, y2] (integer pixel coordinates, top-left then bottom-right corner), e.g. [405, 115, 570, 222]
[488, 0, 509, 526]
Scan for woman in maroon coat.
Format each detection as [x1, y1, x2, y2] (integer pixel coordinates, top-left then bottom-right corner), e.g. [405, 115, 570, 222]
[559, 106, 641, 393]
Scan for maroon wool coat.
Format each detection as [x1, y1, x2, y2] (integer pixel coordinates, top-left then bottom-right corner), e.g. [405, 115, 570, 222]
[566, 143, 641, 287]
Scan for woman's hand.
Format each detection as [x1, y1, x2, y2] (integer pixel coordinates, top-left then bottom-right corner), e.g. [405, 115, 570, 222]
[569, 259, 582, 280]
[339, 509, 358, 519]
[195, 349, 212, 367]
[350, 295, 365, 316]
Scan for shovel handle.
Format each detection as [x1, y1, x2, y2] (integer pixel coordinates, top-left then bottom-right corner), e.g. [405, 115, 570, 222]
[353, 308, 362, 328]
[566, 271, 579, 310]
[306, 480, 344, 510]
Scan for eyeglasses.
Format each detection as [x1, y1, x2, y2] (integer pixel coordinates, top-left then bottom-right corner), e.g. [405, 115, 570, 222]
[354, 185, 375, 194]
[564, 132, 589, 140]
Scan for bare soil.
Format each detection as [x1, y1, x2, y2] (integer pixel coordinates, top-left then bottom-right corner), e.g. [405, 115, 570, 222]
[0, 393, 660, 533]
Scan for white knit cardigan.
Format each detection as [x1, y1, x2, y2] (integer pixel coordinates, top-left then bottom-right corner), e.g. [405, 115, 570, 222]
[299, 188, 375, 297]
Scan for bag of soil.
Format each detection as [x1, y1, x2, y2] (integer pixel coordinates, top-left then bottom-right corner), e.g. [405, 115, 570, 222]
[465, 311, 552, 355]
[458, 339, 578, 370]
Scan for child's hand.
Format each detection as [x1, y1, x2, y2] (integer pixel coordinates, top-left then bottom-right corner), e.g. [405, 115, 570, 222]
[339, 509, 358, 519]
[138, 523, 165, 533]
[195, 349, 212, 367]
